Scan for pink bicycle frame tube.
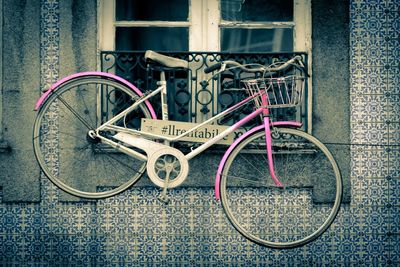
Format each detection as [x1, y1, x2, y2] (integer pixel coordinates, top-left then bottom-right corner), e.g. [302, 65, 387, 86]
[263, 116, 284, 188]
[214, 117, 302, 200]
[34, 71, 157, 119]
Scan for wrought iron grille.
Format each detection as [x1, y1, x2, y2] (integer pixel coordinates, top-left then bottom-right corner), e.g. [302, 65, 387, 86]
[100, 51, 308, 130]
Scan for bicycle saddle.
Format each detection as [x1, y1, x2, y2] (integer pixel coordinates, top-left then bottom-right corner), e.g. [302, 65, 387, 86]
[145, 50, 189, 69]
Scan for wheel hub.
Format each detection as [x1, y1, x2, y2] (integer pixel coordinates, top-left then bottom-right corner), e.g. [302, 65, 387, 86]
[86, 130, 101, 144]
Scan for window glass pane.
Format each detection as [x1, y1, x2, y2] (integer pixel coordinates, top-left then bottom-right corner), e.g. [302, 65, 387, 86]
[221, 28, 293, 52]
[116, 0, 188, 21]
[221, 0, 293, 22]
[116, 27, 189, 51]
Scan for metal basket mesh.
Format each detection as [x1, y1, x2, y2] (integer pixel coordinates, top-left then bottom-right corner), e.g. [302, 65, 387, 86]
[242, 75, 306, 108]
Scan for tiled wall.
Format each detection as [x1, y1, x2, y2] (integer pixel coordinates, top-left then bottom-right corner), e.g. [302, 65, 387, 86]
[0, 0, 399, 265]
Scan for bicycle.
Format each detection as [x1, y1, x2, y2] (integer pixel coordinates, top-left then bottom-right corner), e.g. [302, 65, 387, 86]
[33, 50, 342, 249]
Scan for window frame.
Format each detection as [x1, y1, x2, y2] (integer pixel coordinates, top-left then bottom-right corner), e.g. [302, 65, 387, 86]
[97, 0, 313, 131]
[218, 0, 311, 54]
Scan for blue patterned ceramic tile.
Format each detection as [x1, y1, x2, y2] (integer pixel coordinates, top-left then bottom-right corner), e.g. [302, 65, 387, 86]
[47, 203, 97, 236]
[388, 204, 400, 234]
[365, 234, 391, 264]
[0, 207, 21, 234]
[351, 68, 399, 95]
[387, 0, 400, 10]
[350, 0, 386, 12]
[386, 42, 400, 65]
[351, 94, 388, 122]
[388, 235, 400, 265]
[385, 11, 400, 36]
[388, 123, 400, 148]
[367, 67, 391, 92]
[351, 149, 370, 177]
[352, 178, 390, 206]
[388, 176, 400, 203]
[362, 126, 390, 145]
[359, 44, 391, 66]
[351, 205, 391, 235]
[0, 234, 25, 263]
[40, 0, 60, 90]
[351, 0, 394, 12]
[385, 95, 400, 122]
[337, 232, 390, 265]
[162, 206, 196, 235]
[388, 149, 400, 175]
[387, 67, 400, 93]
[330, 205, 353, 228]
[364, 11, 389, 37]
[351, 147, 390, 178]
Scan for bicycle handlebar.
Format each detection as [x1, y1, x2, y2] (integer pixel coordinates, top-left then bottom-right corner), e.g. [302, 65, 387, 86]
[204, 55, 308, 76]
[204, 63, 222, 74]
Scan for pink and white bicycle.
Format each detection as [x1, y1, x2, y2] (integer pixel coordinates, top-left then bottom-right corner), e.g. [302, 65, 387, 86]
[33, 50, 342, 248]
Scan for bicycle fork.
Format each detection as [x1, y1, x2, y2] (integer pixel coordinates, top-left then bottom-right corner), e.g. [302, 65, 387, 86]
[262, 95, 284, 188]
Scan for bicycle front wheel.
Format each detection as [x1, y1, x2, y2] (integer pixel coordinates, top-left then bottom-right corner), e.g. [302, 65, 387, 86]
[33, 75, 154, 199]
[220, 127, 342, 248]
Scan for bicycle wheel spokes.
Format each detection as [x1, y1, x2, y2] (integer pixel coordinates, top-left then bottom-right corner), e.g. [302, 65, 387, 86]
[220, 128, 342, 248]
[33, 77, 152, 198]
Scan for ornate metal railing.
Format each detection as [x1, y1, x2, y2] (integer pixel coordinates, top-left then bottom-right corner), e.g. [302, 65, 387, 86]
[100, 51, 308, 130]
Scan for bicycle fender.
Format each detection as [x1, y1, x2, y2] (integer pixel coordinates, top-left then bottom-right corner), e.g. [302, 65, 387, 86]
[214, 121, 302, 200]
[34, 71, 157, 119]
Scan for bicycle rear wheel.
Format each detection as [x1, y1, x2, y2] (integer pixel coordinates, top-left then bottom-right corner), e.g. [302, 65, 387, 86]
[33, 76, 154, 198]
[220, 127, 342, 248]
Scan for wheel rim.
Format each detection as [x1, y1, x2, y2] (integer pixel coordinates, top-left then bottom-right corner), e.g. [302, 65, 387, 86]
[220, 128, 342, 248]
[33, 77, 152, 199]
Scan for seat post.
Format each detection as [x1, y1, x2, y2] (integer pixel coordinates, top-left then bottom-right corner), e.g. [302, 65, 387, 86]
[159, 70, 169, 121]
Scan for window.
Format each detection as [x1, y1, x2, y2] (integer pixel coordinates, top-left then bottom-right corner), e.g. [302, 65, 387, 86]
[113, 0, 189, 51]
[98, 0, 311, 53]
[98, 0, 312, 127]
[221, 0, 294, 52]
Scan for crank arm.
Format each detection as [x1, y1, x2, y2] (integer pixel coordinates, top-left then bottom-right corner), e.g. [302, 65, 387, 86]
[158, 166, 172, 204]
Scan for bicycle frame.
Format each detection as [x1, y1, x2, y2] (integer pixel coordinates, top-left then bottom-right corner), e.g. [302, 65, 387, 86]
[94, 74, 302, 189]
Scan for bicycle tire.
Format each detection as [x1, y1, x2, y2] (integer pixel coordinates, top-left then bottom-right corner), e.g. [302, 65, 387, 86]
[220, 127, 342, 248]
[33, 75, 154, 199]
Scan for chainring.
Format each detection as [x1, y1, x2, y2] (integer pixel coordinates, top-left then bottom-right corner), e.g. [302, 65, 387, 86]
[146, 147, 189, 188]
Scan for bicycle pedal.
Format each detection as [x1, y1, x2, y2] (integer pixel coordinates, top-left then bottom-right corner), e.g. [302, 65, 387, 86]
[157, 194, 170, 204]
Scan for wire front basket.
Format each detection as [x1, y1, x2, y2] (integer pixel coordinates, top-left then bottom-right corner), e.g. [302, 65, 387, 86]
[242, 75, 306, 108]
